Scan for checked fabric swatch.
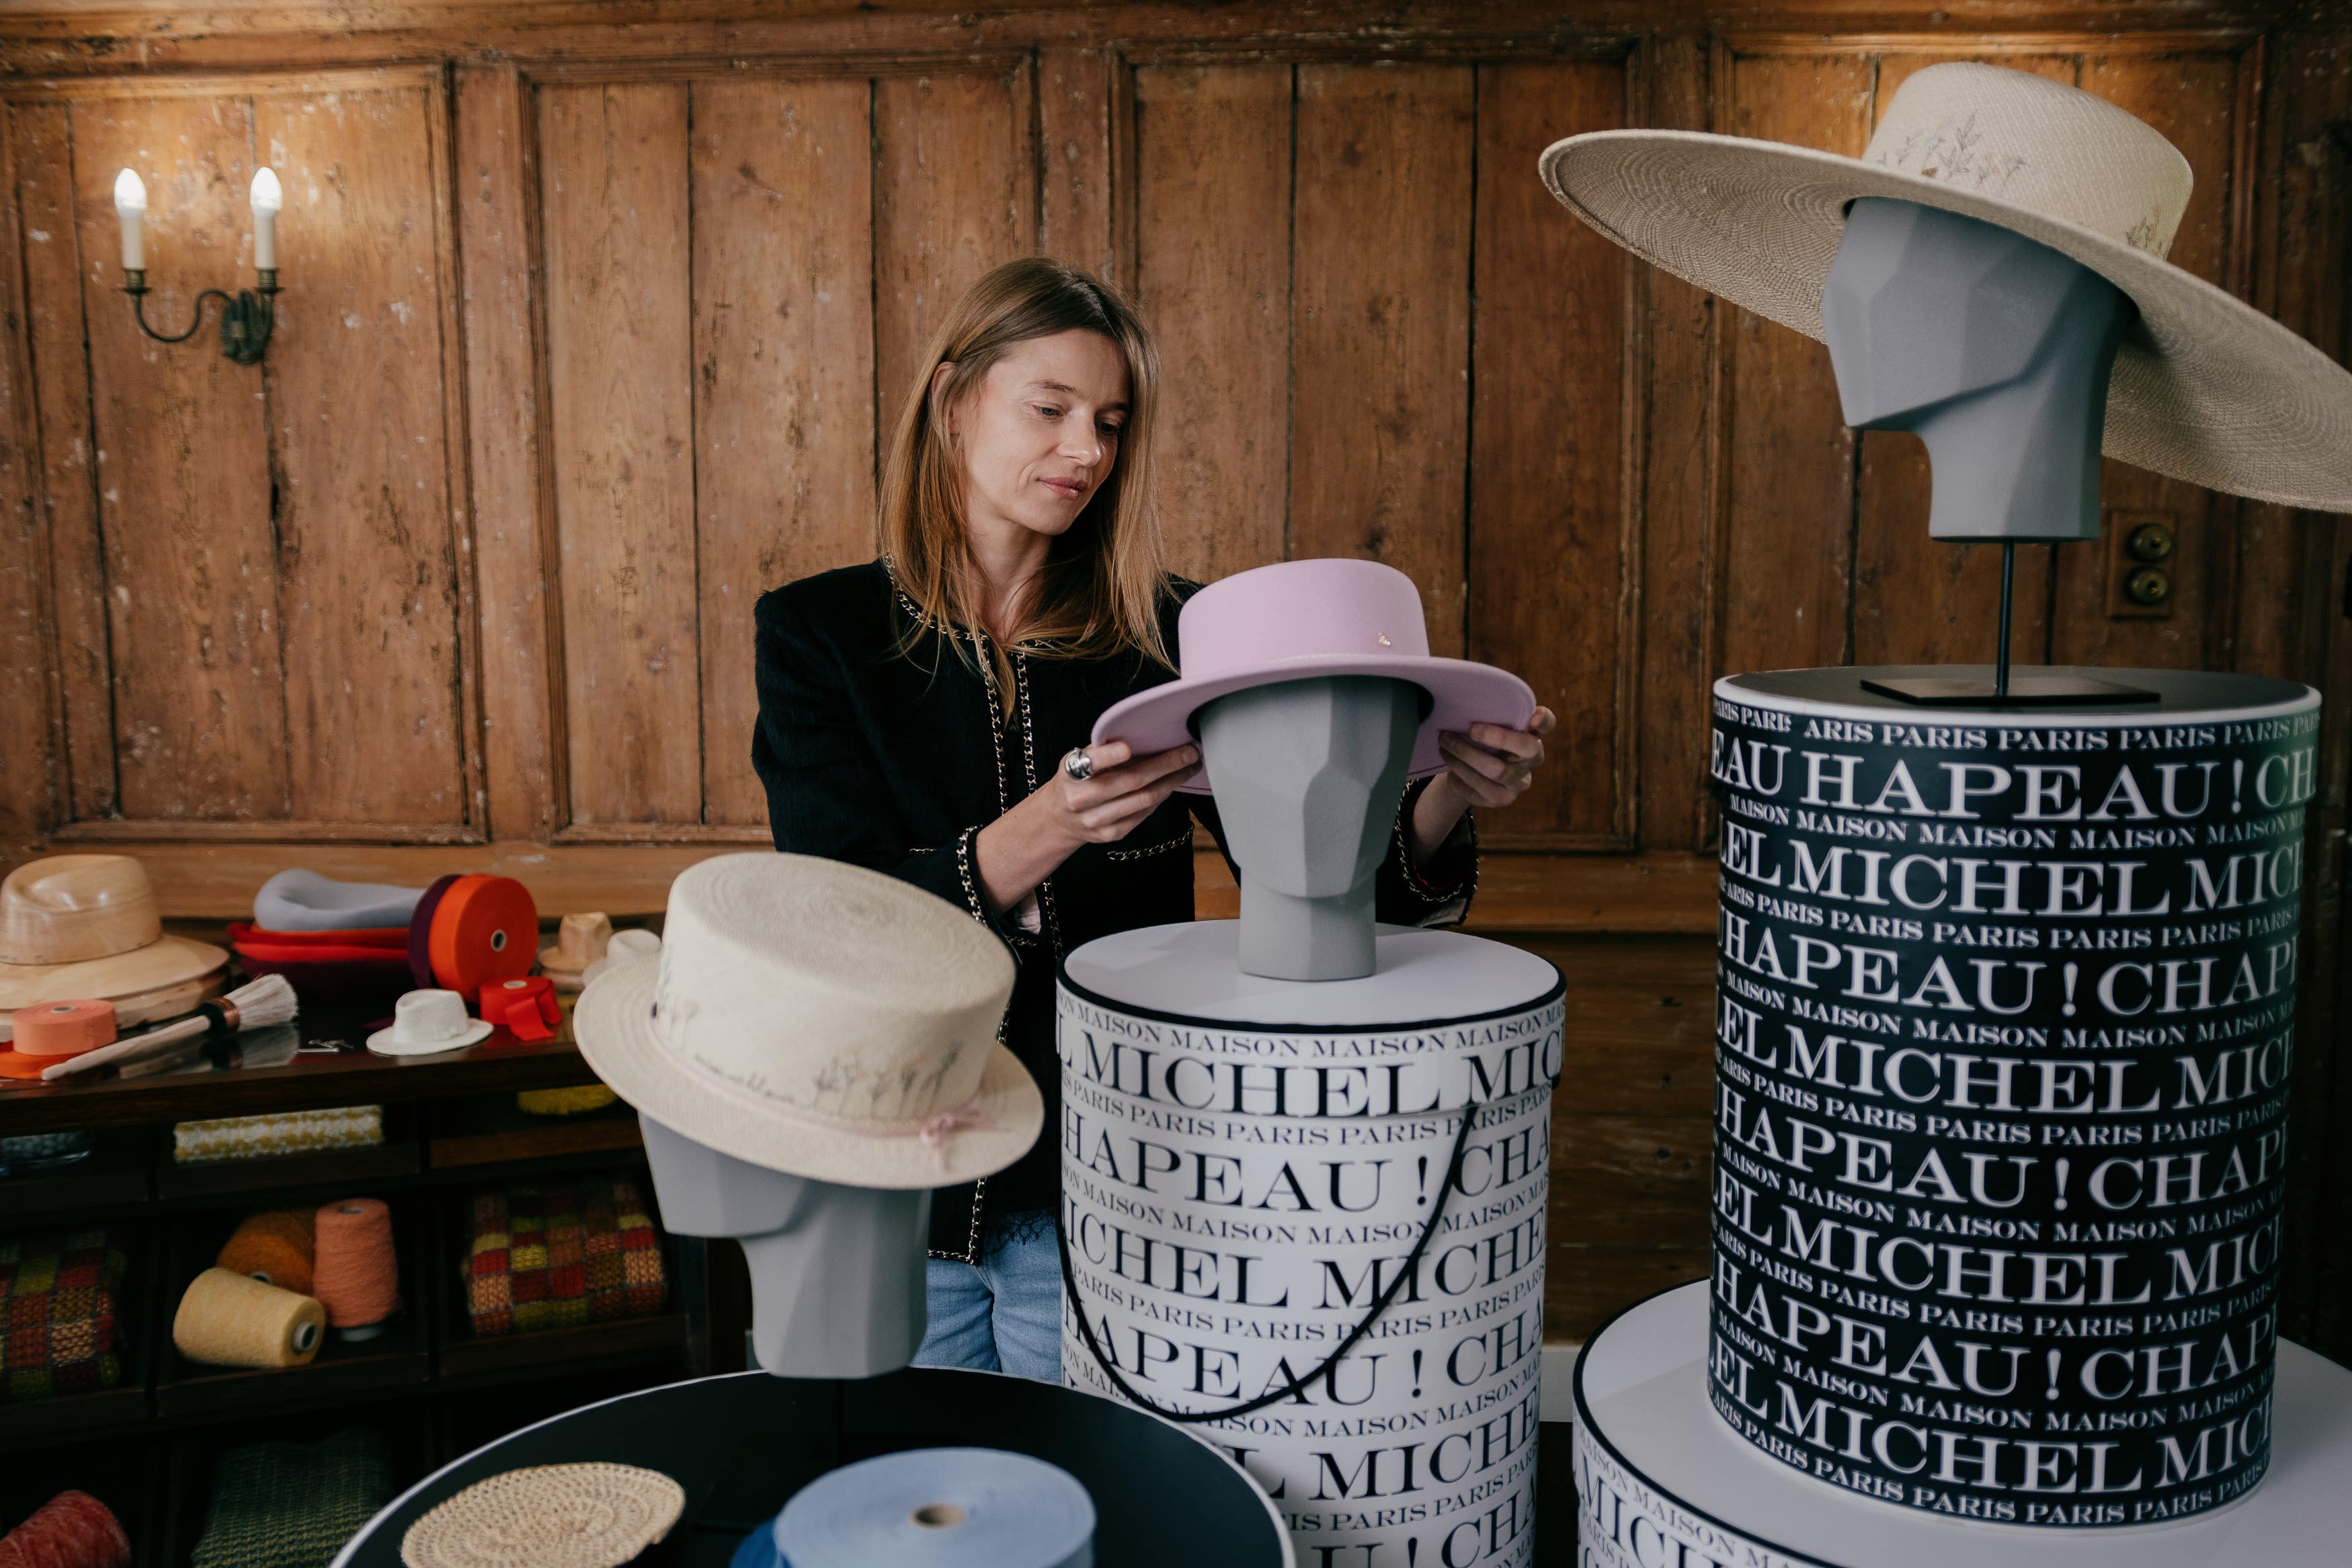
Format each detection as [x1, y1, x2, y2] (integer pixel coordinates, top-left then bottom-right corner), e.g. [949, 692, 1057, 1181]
[0, 1229, 126, 1401]
[463, 1178, 666, 1336]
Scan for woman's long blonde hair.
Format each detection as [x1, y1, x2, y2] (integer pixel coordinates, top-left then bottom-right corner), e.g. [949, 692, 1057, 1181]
[879, 257, 1170, 700]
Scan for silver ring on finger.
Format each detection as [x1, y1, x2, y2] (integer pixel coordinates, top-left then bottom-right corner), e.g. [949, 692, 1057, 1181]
[1062, 746, 1095, 782]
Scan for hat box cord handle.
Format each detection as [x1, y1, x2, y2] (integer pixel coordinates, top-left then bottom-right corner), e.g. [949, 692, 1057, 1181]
[1056, 1094, 1488, 1425]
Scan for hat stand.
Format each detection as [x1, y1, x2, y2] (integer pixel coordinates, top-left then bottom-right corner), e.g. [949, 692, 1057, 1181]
[1194, 675, 1421, 981]
[1824, 198, 2156, 707]
[1584, 193, 2334, 1560]
[637, 1116, 928, 1379]
[1057, 669, 1562, 1566]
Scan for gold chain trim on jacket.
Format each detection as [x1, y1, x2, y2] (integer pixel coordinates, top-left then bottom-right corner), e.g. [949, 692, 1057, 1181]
[1014, 650, 1065, 956]
[1391, 792, 1479, 923]
[1106, 833, 1191, 862]
[952, 825, 989, 926]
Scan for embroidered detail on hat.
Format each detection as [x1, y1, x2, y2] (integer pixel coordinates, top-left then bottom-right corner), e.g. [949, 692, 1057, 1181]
[661, 1018, 985, 1156]
[1871, 114, 2029, 193]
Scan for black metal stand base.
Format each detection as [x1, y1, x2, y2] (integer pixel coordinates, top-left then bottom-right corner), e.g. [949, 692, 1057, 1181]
[1859, 672, 2160, 706]
[1863, 539, 2158, 706]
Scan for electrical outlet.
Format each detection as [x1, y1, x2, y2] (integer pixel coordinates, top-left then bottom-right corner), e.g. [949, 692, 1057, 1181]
[2105, 507, 2179, 619]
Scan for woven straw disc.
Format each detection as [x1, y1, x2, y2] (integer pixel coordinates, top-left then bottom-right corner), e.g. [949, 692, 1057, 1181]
[400, 1463, 685, 1568]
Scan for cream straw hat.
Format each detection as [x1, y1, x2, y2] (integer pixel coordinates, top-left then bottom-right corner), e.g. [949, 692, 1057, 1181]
[1541, 62, 2352, 511]
[573, 853, 1034, 1188]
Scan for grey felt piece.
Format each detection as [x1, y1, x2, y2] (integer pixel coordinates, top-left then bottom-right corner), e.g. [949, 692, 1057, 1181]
[253, 868, 425, 933]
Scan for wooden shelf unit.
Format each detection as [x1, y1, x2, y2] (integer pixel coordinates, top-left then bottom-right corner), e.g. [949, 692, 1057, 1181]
[0, 1007, 719, 1568]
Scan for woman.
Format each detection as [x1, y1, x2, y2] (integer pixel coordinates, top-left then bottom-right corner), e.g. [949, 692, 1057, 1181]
[752, 257, 1554, 1381]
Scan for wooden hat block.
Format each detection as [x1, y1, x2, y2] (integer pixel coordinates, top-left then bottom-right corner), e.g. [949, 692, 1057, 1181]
[0, 854, 229, 1019]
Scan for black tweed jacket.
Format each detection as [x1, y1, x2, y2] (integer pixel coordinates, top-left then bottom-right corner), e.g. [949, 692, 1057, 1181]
[750, 561, 1477, 1260]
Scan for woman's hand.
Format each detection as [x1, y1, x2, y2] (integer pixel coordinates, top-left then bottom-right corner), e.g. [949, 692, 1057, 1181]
[1408, 707, 1557, 860]
[974, 740, 1201, 914]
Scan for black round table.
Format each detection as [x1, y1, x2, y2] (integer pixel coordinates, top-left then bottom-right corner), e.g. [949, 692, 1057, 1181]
[331, 1366, 1291, 1567]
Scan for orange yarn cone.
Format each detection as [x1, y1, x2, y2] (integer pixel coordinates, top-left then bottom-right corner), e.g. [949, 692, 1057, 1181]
[216, 1208, 317, 1296]
[313, 1198, 399, 1339]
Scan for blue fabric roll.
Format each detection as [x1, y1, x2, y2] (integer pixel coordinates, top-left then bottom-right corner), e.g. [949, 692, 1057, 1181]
[731, 1448, 1093, 1568]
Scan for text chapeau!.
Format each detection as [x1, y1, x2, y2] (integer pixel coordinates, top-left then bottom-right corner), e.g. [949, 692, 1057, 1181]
[1705, 684, 2317, 1528]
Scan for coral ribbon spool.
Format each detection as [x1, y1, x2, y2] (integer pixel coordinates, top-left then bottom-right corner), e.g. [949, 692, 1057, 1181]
[11, 999, 118, 1058]
[479, 975, 560, 1042]
[313, 1198, 400, 1335]
[426, 876, 538, 1001]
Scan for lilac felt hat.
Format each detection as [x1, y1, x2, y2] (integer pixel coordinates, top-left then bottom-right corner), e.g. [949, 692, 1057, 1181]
[1092, 559, 1535, 795]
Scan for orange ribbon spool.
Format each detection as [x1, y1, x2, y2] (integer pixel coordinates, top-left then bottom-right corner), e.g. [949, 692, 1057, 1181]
[426, 875, 538, 1001]
[479, 975, 560, 1042]
[11, 999, 117, 1057]
[0, 998, 118, 1078]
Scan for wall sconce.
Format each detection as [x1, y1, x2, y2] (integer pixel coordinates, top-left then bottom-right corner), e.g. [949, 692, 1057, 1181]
[113, 166, 282, 365]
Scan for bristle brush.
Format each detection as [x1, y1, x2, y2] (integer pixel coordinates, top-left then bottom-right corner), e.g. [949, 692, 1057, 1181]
[42, 973, 300, 1080]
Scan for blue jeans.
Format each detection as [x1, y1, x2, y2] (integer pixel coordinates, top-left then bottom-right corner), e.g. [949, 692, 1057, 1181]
[913, 1208, 1063, 1383]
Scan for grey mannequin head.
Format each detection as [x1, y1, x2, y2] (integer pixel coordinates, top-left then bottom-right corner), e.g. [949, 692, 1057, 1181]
[1196, 673, 1422, 981]
[1821, 196, 2133, 542]
[640, 1115, 930, 1377]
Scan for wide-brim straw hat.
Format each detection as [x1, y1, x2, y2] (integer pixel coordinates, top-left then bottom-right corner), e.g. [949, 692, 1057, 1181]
[1094, 558, 1535, 795]
[574, 853, 1035, 1189]
[1539, 62, 2352, 511]
[0, 854, 227, 1013]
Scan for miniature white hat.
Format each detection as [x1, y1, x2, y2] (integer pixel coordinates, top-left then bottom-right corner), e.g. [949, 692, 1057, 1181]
[578, 928, 659, 992]
[1540, 62, 2352, 511]
[573, 854, 1034, 1188]
[367, 989, 493, 1057]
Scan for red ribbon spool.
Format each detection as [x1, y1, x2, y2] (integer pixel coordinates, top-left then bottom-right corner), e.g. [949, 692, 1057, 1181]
[479, 975, 561, 1042]
[426, 875, 538, 1001]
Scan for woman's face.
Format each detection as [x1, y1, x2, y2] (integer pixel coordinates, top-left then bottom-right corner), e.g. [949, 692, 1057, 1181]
[942, 329, 1129, 544]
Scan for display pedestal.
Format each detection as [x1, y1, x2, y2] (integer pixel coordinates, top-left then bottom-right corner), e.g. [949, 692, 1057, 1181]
[329, 1366, 1291, 1567]
[1059, 921, 1564, 1568]
[1708, 667, 2316, 1526]
[1574, 1282, 2352, 1567]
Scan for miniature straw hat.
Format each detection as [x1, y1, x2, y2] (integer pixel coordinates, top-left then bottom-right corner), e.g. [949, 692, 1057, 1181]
[399, 1462, 684, 1568]
[0, 855, 227, 1014]
[538, 912, 612, 993]
[573, 853, 1033, 1188]
[1091, 558, 1535, 794]
[1540, 62, 2352, 511]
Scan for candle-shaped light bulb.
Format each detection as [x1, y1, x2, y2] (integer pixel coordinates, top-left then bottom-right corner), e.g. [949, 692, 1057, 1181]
[112, 168, 146, 272]
[248, 166, 281, 272]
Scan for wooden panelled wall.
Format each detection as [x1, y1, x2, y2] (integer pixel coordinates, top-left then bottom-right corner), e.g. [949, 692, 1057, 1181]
[1, 2, 2347, 1355]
